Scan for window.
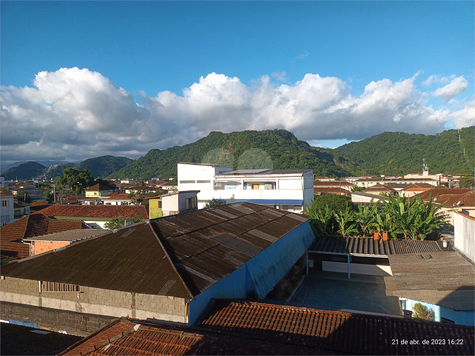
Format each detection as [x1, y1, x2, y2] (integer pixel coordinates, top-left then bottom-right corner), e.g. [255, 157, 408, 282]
[0, 215, 10, 225]
[179, 180, 195, 184]
[41, 281, 80, 292]
[185, 197, 197, 210]
[2, 201, 7, 207]
[197, 180, 211, 183]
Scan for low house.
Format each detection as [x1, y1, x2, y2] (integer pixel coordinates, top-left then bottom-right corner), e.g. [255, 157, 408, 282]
[23, 229, 108, 257]
[59, 300, 475, 355]
[85, 184, 114, 198]
[160, 190, 199, 217]
[401, 183, 433, 197]
[0, 214, 87, 258]
[416, 188, 475, 224]
[363, 183, 397, 197]
[0, 203, 314, 336]
[13, 201, 30, 220]
[33, 205, 149, 229]
[100, 191, 135, 206]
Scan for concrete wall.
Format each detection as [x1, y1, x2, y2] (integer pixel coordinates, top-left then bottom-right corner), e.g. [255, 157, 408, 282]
[0, 277, 188, 334]
[1, 302, 116, 336]
[322, 261, 392, 276]
[454, 212, 475, 263]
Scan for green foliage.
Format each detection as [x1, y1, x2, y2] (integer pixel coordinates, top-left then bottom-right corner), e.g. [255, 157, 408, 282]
[57, 168, 95, 196]
[459, 175, 474, 188]
[1, 258, 9, 266]
[306, 193, 447, 240]
[412, 303, 435, 322]
[205, 198, 228, 208]
[1, 161, 46, 180]
[43, 190, 53, 203]
[104, 214, 143, 230]
[332, 127, 475, 175]
[17, 190, 31, 203]
[0, 187, 11, 195]
[76, 155, 133, 178]
[111, 129, 348, 180]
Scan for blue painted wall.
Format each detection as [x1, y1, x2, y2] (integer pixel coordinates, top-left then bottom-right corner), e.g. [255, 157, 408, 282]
[188, 221, 315, 325]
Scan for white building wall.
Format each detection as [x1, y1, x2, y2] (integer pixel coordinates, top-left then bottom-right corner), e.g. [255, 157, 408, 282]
[454, 212, 475, 263]
[0, 195, 14, 225]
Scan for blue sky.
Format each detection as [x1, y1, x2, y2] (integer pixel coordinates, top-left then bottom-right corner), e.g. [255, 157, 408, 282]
[1, 1, 474, 166]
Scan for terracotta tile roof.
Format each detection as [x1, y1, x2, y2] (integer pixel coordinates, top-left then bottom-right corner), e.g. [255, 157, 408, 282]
[417, 188, 471, 200]
[33, 205, 149, 219]
[61, 318, 337, 355]
[103, 192, 132, 200]
[85, 184, 113, 192]
[30, 200, 49, 207]
[314, 187, 350, 195]
[0, 214, 86, 258]
[198, 300, 475, 355]
[402, 183, 434, 192]
[364, 183, 395, 192]
[313, 181, 354, 188]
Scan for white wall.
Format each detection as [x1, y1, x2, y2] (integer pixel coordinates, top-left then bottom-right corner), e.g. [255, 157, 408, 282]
[0, 195, 14, 225]
[454, 212, 475, 263]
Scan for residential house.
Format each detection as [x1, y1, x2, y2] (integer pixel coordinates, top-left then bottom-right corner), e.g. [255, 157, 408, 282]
[0, 202, 314, 335]
[363, 183, 397, 197]
[23, 229, 108, 257]
[416, 188, 475, 224]
[33, 205, 149, 229]
[0, 214, 87, 258]
[313, 180, 354, 196]
[85, 184, 114, 198]
[454, 211, 475, 263]
[159, 190, 199, 217]
[400, 183, 433, 197]
[348, 177, 438, 189]
[101, 191, 135, 205]
[13, 201, 30, 220]
[178, 163, 314, 213]
[0, 193, 14, 226]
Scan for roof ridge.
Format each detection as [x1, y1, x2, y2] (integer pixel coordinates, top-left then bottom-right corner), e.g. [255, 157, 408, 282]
[147, 222, 194, 300]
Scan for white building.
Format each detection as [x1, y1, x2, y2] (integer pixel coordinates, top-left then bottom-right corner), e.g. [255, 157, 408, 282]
[177, 163, 313, 213]
[0, 193, 15, 226]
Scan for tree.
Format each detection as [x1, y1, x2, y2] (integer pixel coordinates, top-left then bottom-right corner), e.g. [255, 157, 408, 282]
[57, 168, 95, 195]
[0, 187, 11, 195]
[17, 190, 31, 203]
[205, 198, 228, 208]
[459, 175, 474, 189]
[412, 303, 435, 321]
[104, 214, 143, 230]
[43, 191, 53, 203]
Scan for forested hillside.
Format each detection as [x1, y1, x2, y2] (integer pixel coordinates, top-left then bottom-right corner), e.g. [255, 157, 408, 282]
[331, 126, 474, 176]
[110, 130, 347, 180]
[75, 156, 133, 178]
[2, 161, 46, 180]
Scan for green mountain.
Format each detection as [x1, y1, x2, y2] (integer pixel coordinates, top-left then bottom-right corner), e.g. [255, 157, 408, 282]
[75, 155, 134, 178]
[2, 161, 46, 180]
[110, 130, 347, 180]
[331, 126, 475, 176]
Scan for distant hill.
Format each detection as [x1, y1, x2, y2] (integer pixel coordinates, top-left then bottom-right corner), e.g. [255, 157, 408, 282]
[75, 155, 134, 178]
[3, 156, 134, 181]
[110, 130, 347, 180]
[330, 126, 475, 176]
[2, 161, 46, 180]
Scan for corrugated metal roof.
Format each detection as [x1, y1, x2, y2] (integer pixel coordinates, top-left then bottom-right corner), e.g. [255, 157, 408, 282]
[2, 203, 309, 299]
[312, 236, 450, 256]
[22, 229, 108, 242]
[386, 252, 475, 310]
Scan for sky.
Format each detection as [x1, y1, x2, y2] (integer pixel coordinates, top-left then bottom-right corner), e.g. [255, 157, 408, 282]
[1, 0, 474, 168]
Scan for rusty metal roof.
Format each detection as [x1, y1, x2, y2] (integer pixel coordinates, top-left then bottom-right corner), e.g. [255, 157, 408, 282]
[2, 203, 309, 299]
[312, 236, 451, 256]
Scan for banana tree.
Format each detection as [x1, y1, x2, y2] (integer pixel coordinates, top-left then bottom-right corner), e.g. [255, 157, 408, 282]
[334, 205, 358, 237]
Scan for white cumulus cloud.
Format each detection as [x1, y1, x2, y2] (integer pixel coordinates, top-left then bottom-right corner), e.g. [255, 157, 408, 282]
[0, 67, 473, 165]
[432, 76, 468, 102]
